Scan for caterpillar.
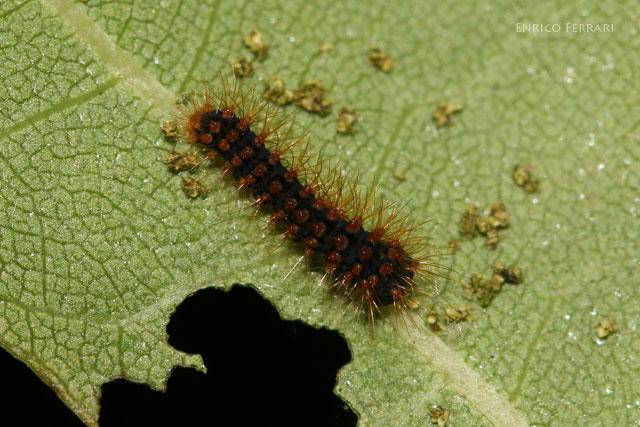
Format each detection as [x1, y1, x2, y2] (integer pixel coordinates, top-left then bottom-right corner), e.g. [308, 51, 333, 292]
[170, 77, 439, 319]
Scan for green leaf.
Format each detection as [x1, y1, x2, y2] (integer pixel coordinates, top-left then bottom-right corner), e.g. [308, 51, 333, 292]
[1, 0, 638, 425]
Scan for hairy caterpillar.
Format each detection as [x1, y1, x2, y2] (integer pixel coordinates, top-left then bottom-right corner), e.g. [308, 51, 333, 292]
[170, 77, 440, 319]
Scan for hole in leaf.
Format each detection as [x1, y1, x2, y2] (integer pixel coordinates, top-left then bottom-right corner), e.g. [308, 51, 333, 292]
[99, 284, 357, 426]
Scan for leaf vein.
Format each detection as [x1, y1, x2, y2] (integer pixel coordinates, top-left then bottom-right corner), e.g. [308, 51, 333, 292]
[0, 78, 120, 139]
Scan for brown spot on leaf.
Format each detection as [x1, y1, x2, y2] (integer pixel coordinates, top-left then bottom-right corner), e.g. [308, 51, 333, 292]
[447, 239, 461, 253]
[161, 119, 179, 140]
[292, 80, 332, 116]
[263, 76, 295, 105]
[243, 29, 268, 60]
[231, 57, 254, 78]
[596, 318, 618, 339]
[458, 203, 510, 250]
[336, 108, 358, 134]
[320, 42, 334, 53]
[182, 177, 210, 198]
[166, 152, 201, 173]
[368, 48, 395, 72]
[432, 102, 462, 127]
[426, 310, 444, 334]
[492, 260, 524, 284]
[513, 164, 541, 193]
[429, 405, 450, 427]
[444, 304, 472, 323]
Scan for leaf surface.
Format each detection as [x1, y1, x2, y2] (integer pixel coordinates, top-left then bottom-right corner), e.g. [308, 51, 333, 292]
[0, 1, 638, 425]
